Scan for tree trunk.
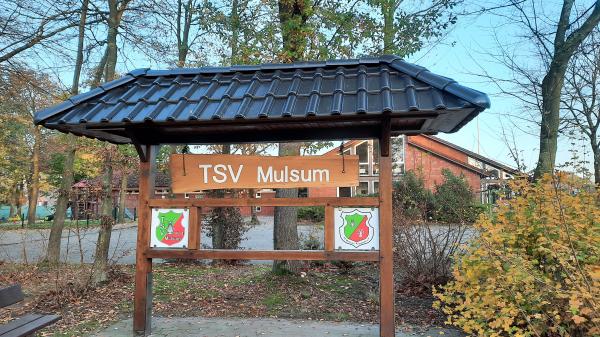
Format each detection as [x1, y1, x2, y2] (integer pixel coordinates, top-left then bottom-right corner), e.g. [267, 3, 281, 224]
[91, 155, 114, 284]
[592, 143, 600, 189]
[534, 62, 567, 179]
[27, 126, 41, 225]
[273, 0, 311, 273]
[272, 142, 302, 273]
[230, 0, 241, 64]
[381, 0, 394, 54]
[104, 0, 122, 82]
[211, 144, 231, 251]
[277, 0, 310, 61]
[46, 0, 88, 264]
[15, 184, 23, 222]
[46, 138, 76, 263]
[117, 174, 127, 223]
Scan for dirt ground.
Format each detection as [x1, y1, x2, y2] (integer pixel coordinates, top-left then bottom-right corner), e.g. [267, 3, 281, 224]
[0, 261, 452, 336]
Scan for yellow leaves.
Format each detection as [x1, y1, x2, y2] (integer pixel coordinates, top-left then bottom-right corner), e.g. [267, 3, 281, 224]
[434, 174, 600, 336]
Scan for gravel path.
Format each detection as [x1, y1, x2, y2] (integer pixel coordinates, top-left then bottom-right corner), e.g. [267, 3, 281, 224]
[95, 317, 465, 337]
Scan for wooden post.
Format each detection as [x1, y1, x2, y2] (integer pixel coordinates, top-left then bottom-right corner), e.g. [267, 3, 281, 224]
[324, 204, 334, 251]
[379, 118, 395, 337]
[188, 207, 201, 250]
[134, 144, 156, 334]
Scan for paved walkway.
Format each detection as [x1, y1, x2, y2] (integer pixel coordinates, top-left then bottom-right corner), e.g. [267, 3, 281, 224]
[95, 317, 465, 337]
[0, 218, 322, 264]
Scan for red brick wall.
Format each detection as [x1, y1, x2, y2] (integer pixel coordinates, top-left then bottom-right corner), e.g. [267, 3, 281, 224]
[404, 143, 482, 195]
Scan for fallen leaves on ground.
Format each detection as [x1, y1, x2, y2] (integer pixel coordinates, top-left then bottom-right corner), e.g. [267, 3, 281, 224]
[0, 261, 447, 336]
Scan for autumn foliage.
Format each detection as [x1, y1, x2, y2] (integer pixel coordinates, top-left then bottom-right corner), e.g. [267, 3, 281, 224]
[434, 174, 600, 336]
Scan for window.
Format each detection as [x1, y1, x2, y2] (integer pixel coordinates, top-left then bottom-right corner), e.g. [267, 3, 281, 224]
[356, 142, 369, 175]
[298, 188, 308, 198]
[391, 136, 405, 175]
[373, 182, 379, 194]
[184, 193, 190, 199]
[255, 192, 261, 198]
[255, 206, 261, 212]
[338, 187, 352, 197]
[357, 182, 369, 195]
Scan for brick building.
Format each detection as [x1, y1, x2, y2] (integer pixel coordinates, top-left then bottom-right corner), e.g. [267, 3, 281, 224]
[306, 135, 517, 203]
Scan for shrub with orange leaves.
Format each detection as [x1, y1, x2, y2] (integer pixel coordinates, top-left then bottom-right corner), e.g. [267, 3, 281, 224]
[434, 174, 600, 336]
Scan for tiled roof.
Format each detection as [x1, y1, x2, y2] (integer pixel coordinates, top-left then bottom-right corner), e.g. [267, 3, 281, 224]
[35, 55, 490, 144]
[421, 135, 519, 174]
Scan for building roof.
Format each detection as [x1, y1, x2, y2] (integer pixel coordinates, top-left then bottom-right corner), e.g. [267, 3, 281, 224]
[419, 135, 518, 174]
[331, 138, 489, 176]
[34, 55, 489, 145]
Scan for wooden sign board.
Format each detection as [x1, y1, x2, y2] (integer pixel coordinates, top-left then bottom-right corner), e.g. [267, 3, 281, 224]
[150, 208, 189, 248]
[170, 154, 359, 193]
[334, 207, 379, 250]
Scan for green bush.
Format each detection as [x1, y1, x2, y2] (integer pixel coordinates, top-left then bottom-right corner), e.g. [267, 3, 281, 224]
[297, 206, 325, 222]
[432, 169, 482, 224]
[392, 171, 434, 221]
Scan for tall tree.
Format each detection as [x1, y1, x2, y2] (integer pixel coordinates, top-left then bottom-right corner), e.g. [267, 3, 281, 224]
[91, 0, 132, 284]
[0, 0, 83, 64]
[520, 0, 600, 178]
[563, 28, 600, 185]
[272, 0, 313, 274]
[46, 0, 90, 264]
[367, 0, 459, 56]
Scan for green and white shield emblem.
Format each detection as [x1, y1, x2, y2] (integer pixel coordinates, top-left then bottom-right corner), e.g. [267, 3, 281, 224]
[338, 209, 375, 248]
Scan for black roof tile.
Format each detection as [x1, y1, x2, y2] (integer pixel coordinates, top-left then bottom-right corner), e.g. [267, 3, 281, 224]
[35, 56, 490, 144]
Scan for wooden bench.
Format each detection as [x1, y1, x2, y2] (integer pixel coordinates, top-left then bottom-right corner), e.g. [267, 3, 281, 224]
[0, 285, 60, 337]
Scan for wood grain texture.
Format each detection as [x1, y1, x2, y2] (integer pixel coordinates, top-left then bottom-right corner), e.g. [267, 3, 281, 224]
[133, 145, 156, 334]
[0, 285, 23, 308]
[324, 205, 334, 251]
[144, 249, 379, 261]
[187, 207, 201, 250]
[170, 154, 359, 192]
[378, 118, 395, 337]
[148, 197, 379, 207]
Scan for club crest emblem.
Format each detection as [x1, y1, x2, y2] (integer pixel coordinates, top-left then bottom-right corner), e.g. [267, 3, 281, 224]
[155, 210, 185, 246]
[150, 208, 189, 248]
[338, 209, 375, 248]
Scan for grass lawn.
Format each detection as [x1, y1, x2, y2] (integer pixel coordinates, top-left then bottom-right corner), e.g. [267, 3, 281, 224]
[0, 262, 447, 336]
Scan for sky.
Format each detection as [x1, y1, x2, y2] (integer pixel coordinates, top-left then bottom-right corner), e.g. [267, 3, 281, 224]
[36, 1, 596, 174]
[405, 2, 594, 174]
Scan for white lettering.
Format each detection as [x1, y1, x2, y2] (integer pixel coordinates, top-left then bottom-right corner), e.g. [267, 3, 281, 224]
[257, 166, 272, 182]
[290, 169, 299, 182]
[199, 164, 212, 184]
[228, 165, 244, 183]
[213, 164, 228, 183]
[312, 169, 330, 182]
[273, 168, 285, 182]
[301, 169, 312, 182]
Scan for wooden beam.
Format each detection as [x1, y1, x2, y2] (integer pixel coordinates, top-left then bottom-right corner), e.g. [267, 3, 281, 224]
[148, 197, 379, 208]
[133, 144, 156, 334]
[188, 207, 201, 250]
[144, 249, 379, 262]
[324, 205, 334, 251]
[378, 118, 395, 337]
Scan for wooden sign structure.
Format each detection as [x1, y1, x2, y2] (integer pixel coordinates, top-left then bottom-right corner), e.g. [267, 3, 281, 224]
[135, 134, 394, 336]
[170, 154, 359, 192]
[35, 56, 489, 337]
